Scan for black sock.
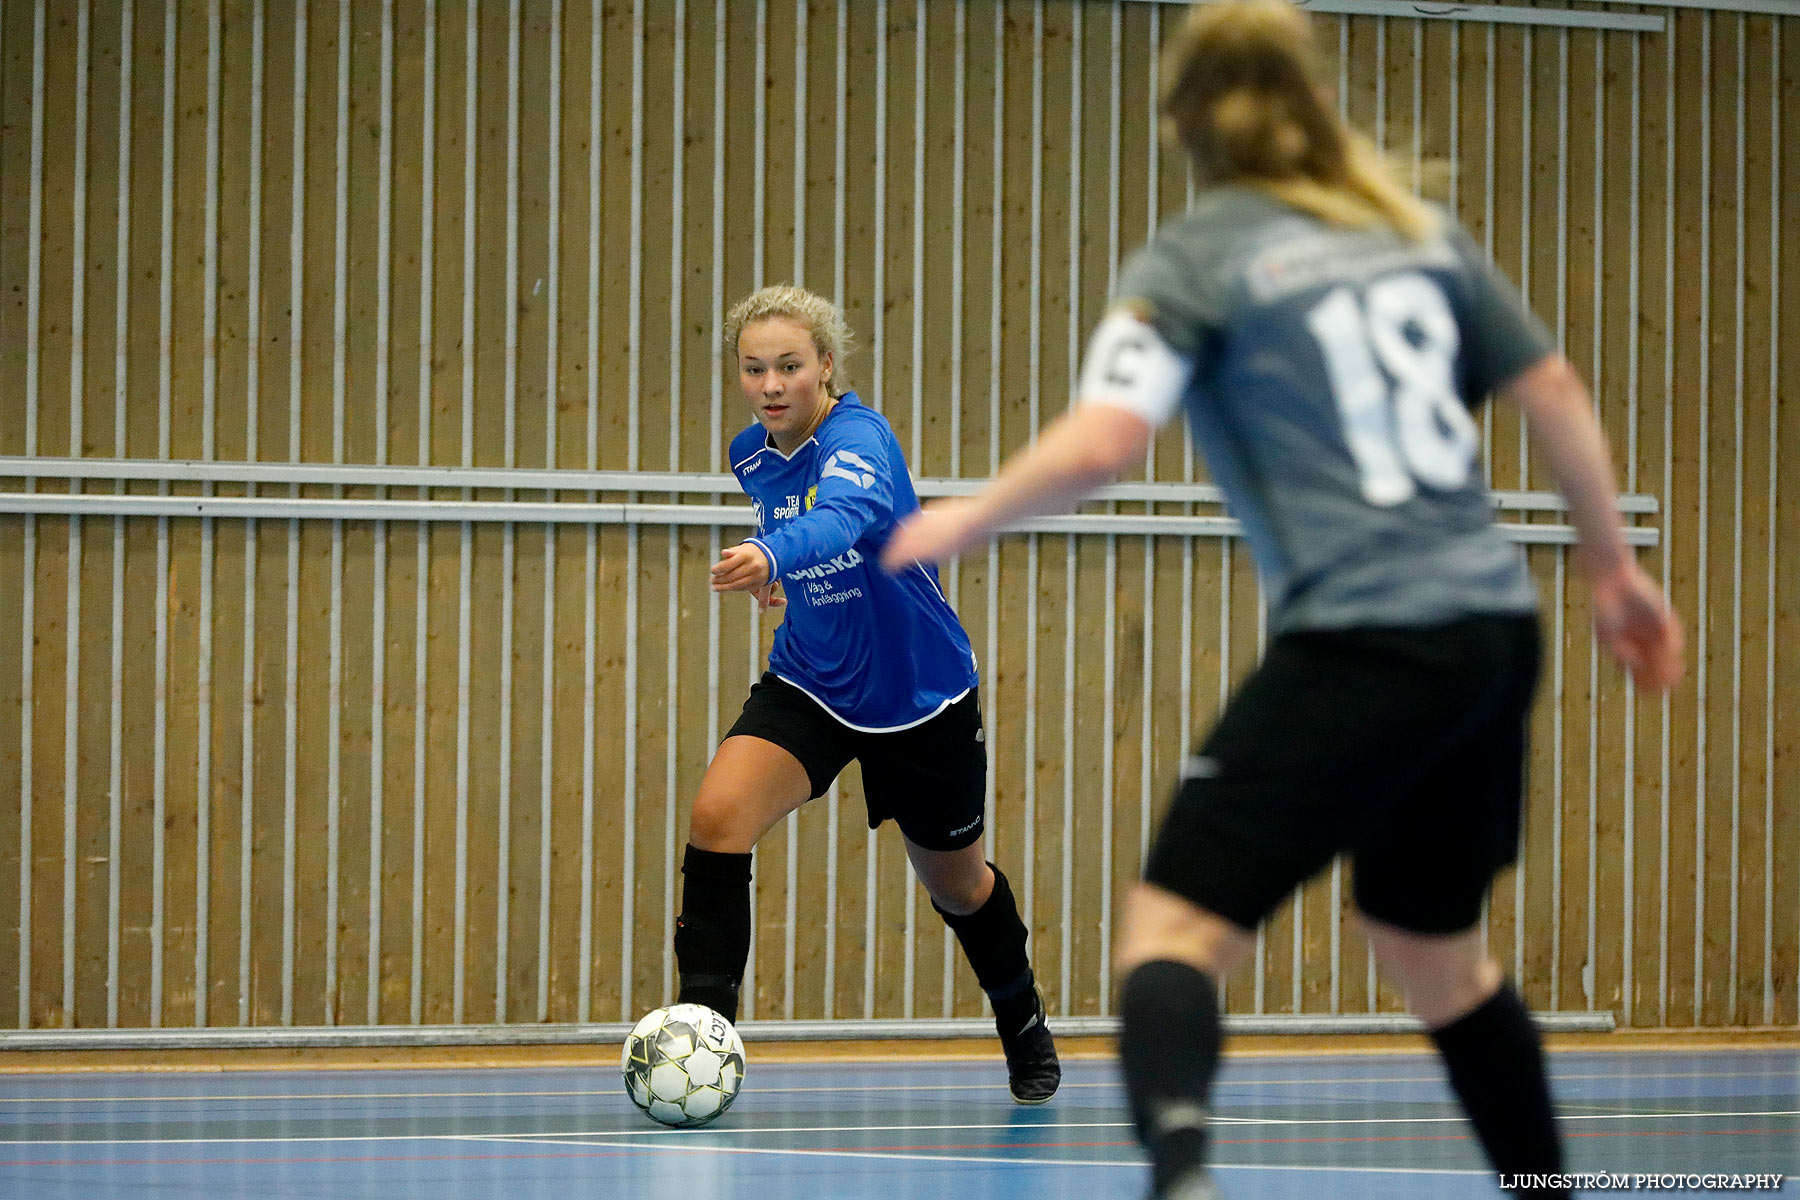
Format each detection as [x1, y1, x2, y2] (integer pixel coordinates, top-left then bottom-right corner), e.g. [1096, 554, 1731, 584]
[1429, 983, 1569, 1198]
[673, 845, 753, 1024]
[934, 864, 1038, 1030]
[1118, 960, 1222, 1194]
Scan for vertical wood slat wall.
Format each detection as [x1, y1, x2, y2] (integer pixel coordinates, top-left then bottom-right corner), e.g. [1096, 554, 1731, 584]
[0, 0, 1793, 1031]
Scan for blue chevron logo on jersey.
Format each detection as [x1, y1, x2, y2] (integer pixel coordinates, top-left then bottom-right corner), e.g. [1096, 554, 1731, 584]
[821, 449, 877, 488]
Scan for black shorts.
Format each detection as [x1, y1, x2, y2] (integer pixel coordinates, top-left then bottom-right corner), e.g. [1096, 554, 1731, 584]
[1144, 614, 1541, 935]
[724, 673, 988, 852]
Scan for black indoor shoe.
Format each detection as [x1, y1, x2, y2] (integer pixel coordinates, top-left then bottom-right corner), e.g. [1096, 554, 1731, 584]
[998, 991, 1060, 1104]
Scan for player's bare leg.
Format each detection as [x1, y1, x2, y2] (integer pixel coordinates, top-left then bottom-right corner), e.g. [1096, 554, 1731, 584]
[907, 835, 1061, 1104]
[1360, 914, 1570, 1200]
[674, 736, 813, 1022]
[687, 735, 813, 854]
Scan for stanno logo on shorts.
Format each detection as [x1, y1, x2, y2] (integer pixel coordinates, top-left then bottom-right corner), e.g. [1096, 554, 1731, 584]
[1180, 755, 1219, 781]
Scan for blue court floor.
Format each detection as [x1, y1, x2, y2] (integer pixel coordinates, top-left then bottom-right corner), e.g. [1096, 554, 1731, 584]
[0, 1047, 1794, 1199]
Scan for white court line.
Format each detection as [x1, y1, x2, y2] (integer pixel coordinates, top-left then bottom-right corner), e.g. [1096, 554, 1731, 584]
[4, 1068, 1797, 1105]
[6, 1109, 1797, 1149]
[455, 1136, 1510, 1178]
[0, 1122, 1129, 1149]
[490, 1109, 1800, 1134]
[16, 1114, 1800, 1191]
[453, 1134, 1153, 1172]
[0, 1084, 1119, 1104]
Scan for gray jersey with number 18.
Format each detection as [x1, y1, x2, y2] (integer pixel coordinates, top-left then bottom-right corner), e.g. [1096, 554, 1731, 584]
[1111, 185, 1552, 634]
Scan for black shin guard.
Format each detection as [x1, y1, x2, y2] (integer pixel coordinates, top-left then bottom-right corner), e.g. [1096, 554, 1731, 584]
[1430, 984, 1569, 1198]
[673, 845, 753, 1024]
[1119, 960, 1223, 1194]
[934, 864, 1037, 1028]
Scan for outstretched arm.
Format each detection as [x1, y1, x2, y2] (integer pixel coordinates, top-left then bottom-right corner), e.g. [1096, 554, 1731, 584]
[883, 311, 1184, 569]
[1500, 354, 1684, 692]
[880, 404, 1153, 568]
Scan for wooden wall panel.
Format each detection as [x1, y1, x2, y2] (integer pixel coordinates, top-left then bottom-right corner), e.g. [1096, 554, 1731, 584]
[1770, 16, 1798, 1031]
[0, 0, 1793, 1034]
[0, 0, 33, 462]
[0, 519, 23, 1027]
[70, 521, 112, 1027]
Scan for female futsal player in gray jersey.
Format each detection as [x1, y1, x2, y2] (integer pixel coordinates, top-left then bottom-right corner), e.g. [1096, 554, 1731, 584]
[884, 1, 1682, 1195]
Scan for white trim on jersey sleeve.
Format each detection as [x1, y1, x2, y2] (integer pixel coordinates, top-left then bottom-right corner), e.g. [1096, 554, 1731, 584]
[744, 536, 779, 581]
[1076, 310, 1195, 430]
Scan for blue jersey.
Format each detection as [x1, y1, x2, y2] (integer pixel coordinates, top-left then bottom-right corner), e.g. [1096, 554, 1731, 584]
[730, 392, 977, 731]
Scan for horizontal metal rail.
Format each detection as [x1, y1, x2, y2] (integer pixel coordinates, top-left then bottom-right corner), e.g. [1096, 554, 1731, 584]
[0, 1010, 1614, 1050]
[1575, 0, 1796, 16]
[1124, 0, 1665, 30]
[0, 490, 1660, 546]
[0, 455, 1663, 515]
[1292, 0, 1665, 32]
[1134, 0, 1800, 28]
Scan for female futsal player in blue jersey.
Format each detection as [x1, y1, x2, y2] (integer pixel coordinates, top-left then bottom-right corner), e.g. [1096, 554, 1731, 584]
[672, 284, 1059, 1104]
[884, 1, 1682, 1193]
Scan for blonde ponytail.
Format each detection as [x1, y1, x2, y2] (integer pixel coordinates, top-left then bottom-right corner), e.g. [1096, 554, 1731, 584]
[1159, 0, 1438, 241]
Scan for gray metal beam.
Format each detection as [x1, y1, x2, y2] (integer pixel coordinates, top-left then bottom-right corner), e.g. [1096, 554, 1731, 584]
[0, 491, 1660, 546]
[0, 1009, 1614, 1050]
[0, 455, 1663, 514]
[1123, 0, 1665, 32]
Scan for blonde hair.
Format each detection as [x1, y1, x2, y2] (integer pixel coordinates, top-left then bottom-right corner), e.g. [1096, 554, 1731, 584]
[1158, 0, 1437, 241]
[724, 285, 856, 398]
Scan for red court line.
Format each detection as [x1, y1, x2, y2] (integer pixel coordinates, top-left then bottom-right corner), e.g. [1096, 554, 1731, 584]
[0, 1149, 640, 1170]
[855, 1140, 1135, 1153]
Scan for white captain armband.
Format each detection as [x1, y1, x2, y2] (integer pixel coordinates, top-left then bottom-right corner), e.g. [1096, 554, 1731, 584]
[1077, 309, 1195, 429]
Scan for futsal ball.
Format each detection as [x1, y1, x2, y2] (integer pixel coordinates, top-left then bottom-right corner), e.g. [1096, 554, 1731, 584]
[620, 1003, 746, 1128]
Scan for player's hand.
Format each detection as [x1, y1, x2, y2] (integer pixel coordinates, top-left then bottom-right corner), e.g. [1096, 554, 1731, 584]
[711, 542, 772, 594]
[1588, 559, 1684, 692]
[754, 581, 787, 612]
[881, 499, 983, 571]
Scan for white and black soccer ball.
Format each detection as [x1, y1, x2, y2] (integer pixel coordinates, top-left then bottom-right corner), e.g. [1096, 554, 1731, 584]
[620, 1003, 746, 1128]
